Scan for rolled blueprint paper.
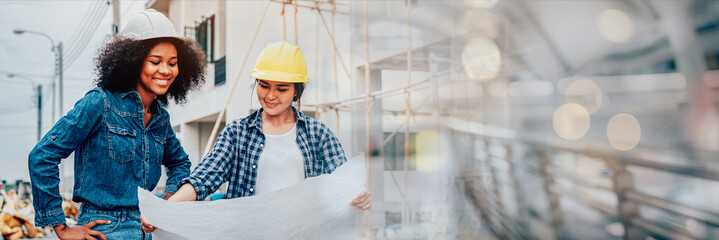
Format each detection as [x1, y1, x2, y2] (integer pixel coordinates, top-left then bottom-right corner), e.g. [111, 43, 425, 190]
[139, 153, 367, 240]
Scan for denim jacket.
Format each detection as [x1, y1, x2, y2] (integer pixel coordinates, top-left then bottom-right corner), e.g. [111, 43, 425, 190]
[28, 87, 191, 227]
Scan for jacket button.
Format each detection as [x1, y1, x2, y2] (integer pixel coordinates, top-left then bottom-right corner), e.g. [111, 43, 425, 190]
[249, 188, 254, 192]
[260, 144, 264, 147]
[252, 164, 256, 169]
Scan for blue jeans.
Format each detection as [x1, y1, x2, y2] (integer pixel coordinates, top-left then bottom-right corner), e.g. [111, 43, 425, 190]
[76, 203, 151, 240]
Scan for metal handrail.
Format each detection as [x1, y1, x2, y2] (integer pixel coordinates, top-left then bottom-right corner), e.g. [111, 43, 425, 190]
[550, 185, 617, 216]
[626, 190, 719, 226]
[451, 126, 719, 239]
[631, 217, 698, 240]
[547, 166, 614, 192]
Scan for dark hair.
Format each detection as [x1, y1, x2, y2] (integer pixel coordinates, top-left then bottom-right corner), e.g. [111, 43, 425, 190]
[293, 82, 305, 110]
[94, 36, 207, 105]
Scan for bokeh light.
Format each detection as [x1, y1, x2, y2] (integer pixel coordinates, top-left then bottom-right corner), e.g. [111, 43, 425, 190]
[607, 113, 641, 151]
[463, 0, 498, 9]
[597, 9, 635, 43]
[565, 79, 603, 114]
[413, 130, 441, 172]
[461, 37, 502, 82]
[553, 103, 590, 140]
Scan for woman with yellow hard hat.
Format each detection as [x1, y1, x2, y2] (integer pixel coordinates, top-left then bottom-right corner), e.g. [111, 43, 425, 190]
[142, 41, 372, 232]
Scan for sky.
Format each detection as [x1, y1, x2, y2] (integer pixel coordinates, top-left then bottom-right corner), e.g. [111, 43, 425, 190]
[0, 0, 147, 181]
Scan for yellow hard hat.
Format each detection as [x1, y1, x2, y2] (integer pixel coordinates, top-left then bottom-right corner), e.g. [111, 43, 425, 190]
[250, 41, 310, 83]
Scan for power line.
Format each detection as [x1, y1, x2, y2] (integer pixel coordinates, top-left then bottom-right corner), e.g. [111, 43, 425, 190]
[0, 98, 34, 105]
[0, 107, 35, 114]
[64, 1, 110, 70]
[0, 124, 34, 128]
[0, 70, 92, 83]
[64, 0, 102, 51]
[65, 5, 108, 66]
[63, 0, 103, 56]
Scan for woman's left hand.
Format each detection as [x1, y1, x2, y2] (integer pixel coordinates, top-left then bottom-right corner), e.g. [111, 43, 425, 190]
[162, 192, 173, 200]
[349, 189, 372, 210]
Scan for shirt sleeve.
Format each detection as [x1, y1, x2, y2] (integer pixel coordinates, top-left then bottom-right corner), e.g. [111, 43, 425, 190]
[318, 122, 347, 174]
[28, 90, 104, 227]
[161, 121, 191, 194]
[180, 123, 237, 200]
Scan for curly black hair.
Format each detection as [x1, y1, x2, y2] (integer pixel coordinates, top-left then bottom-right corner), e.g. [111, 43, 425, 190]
[94, 36, 207, 105]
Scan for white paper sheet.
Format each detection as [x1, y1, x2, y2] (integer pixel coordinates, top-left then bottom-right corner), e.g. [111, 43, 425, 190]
[139, 153, 366, 240]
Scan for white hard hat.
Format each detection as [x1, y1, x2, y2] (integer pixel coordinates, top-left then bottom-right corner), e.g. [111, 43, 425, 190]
[122, 9, 183, 40]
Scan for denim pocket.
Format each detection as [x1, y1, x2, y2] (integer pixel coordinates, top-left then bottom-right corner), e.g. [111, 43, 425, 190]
[153, 134, 165, 165]
[76, 213, 91, 226]
[85, 214, 121, 234]
[108, 124, 136, 163]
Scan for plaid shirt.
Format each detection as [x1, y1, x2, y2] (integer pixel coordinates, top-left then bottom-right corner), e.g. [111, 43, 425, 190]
[181, 108, 347, 200]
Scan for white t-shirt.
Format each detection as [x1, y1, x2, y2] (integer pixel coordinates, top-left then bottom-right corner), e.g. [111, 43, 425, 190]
[254, 124, 305, 195]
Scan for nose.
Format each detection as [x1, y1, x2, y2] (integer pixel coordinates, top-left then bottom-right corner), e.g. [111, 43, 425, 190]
[159, 63, 171, 75]
[266, 90, 275, 100]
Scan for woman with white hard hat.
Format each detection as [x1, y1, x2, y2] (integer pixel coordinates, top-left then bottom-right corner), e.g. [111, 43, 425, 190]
[142, 40, 372, 233]
[28, 9, 206, 239]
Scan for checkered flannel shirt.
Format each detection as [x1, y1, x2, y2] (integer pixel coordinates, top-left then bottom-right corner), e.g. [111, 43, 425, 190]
[180, 108, 347, 200]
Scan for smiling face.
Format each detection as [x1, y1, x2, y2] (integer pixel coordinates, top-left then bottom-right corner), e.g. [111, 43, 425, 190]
[136, 41, 178, 100]
[257, 79, 296, 116]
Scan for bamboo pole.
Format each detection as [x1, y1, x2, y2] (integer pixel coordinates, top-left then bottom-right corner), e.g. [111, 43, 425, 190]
[203, 0, 272, 156]
[294, 0, 298, 45]
[450, 1, 456, 122]
[316, 9, 353, 80]
[402, 0, 412, 224]
[270, 0, 349, 15]
[314, 1, 320, 119]
[297, 0, 349, 6]
[282, 1, 287, 41]
[304, 66, 463, 109]
[363, 0, 372, 236]
[332, 1, 340, 133]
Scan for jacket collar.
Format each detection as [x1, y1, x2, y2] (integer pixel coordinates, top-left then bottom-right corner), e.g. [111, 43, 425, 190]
[119, 90, 162, 114]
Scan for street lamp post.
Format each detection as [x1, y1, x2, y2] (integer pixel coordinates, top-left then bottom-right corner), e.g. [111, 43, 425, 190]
[13, 29, 63, 123]
[13, 29, 64, 183]
[7, 74, 41, 142]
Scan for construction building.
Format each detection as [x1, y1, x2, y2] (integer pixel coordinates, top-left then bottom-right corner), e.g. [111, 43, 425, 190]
[137, 0, 719, 239]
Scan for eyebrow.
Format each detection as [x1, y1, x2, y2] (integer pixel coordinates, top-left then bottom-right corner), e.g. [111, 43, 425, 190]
[258, 80, 290, 87]
[148, 55, 178, 59]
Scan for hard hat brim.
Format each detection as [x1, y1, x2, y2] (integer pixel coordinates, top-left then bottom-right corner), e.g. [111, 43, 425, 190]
[124, 32, 185, 41]
[250, 70, 310, 83]
[140, 35, 185, 41]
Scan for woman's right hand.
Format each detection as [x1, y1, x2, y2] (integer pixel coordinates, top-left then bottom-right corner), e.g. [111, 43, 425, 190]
[54, 220, 110, 240]
[141, 216, 157, 233]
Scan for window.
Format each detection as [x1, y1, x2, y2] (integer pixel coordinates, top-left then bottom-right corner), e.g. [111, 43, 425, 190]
[186, 15, 224, 85]
[186, 15, 214, 62]
[215, 56, 226, 85]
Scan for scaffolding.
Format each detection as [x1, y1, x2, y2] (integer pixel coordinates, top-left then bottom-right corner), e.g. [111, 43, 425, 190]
[198, 0, 719, 239]
[199, 0, 450, 237]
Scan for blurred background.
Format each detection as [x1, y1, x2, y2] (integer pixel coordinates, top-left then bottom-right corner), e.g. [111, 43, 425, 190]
[2, 0, 719, 239]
